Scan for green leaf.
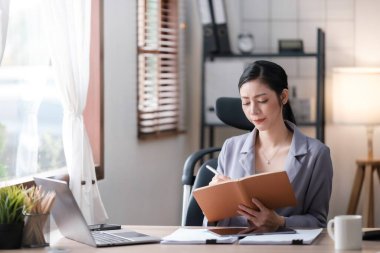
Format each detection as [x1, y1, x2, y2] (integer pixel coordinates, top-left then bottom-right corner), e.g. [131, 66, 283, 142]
[0, 185, 25, 224]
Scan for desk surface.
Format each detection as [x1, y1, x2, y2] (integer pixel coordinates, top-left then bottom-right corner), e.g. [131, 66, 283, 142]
[3, 226, 380, 253]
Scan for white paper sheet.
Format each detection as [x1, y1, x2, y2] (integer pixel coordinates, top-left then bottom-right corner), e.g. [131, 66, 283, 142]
[238, 228, 323, 245]
[161, 228, 238, 244]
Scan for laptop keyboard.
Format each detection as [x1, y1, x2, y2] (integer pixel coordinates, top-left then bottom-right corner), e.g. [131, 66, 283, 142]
[92, 231, 132, 245]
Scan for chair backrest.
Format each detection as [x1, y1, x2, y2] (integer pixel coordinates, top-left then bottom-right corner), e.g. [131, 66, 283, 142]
[216, 97, 254, 131]
[181, 97, 254, 226]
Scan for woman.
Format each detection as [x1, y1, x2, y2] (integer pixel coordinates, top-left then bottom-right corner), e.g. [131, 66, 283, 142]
[209, 60, 333, 232]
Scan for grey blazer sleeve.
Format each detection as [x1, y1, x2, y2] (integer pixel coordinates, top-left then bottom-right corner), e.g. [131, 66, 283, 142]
[283, 146, 333, 227]
[202, 139, 229, 227]
[216, 138, 229, 174]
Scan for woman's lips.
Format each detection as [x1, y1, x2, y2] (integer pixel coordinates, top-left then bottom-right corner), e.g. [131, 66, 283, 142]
[253, 118, 266, 124]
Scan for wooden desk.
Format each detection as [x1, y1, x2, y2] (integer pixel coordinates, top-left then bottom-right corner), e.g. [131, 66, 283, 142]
[2, 226, 379, 253]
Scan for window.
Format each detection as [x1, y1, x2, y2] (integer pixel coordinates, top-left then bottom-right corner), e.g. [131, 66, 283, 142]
[0, 0, 64, 182]
[137, 0, 183, 138]
[0, 0, 104, 182]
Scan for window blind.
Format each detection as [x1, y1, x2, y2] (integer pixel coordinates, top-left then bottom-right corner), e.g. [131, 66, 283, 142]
[137, 0, 181, 137]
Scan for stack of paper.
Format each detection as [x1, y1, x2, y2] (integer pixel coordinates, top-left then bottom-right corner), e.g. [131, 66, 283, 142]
[161, 228, 238, 244]
[238, 228, 323, 245]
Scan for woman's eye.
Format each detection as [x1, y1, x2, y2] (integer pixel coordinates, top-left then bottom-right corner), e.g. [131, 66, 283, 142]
[257, 99, 268, 104]
[242, 102, 250, 106]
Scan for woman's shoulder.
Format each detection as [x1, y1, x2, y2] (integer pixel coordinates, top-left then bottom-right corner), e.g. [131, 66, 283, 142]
[288, 121, 330, 154]
[223, 132, 252, 148]
[305, 135, 328, 150]
[296, 128, 330, 156]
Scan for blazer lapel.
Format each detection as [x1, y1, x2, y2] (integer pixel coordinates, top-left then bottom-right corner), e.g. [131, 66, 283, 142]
[285, 122, 308, 183]
[239, 130, 256, 175]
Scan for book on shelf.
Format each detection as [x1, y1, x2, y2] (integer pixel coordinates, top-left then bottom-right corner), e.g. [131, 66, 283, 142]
[210, 0, 231, 54]
[197, 0, 218, 55]
[193, 171, 297, 222]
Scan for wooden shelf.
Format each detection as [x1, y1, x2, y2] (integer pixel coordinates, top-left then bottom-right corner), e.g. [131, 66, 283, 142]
[207, 52, 318, 59]
[200, 28, 326, 148]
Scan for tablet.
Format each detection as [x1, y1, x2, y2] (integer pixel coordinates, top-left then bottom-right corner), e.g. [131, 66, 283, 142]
[363, 229, 380, 240]
[208, 227, 296, 237]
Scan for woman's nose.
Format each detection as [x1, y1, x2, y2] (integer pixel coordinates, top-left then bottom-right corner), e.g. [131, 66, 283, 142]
[249, 103, 259, 115]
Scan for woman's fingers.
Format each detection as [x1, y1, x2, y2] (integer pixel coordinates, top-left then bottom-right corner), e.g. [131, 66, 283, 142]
[238, 204, 259, 217]
[237, 200, 271, 228]
[237, 209, 261, 226]
[251, 198, 266, 211]
[217, 175, 230, 181]
[208, 175, 231, 186]
[237, 199, 284, 232]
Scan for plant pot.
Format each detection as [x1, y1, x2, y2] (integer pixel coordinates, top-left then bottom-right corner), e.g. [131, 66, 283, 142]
[0, 222, 24, 249]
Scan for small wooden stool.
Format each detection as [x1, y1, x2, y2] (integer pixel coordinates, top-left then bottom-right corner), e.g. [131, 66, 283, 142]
[346, 159, 380, 227]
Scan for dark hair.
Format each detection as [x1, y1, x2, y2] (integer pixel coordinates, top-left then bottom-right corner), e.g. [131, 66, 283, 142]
[238, 60, 296, 124]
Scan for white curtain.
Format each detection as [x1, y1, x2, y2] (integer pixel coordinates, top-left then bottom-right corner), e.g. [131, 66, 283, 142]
[0, 0, 10, 62]
[42, 0, 108, 224]
[15, 3, 50, 178]
[16, 68, 46, 177]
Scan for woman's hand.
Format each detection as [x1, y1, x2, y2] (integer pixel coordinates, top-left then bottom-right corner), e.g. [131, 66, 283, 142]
[209, 175, 231, 186]
[237, 198, 285, 232]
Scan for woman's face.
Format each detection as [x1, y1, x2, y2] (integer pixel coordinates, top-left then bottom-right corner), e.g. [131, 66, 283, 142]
[240, 79, 287, 131]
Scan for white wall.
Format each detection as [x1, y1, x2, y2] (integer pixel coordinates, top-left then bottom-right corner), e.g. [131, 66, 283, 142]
[99, 0, 380, 226]
[99, 0, 198, 225]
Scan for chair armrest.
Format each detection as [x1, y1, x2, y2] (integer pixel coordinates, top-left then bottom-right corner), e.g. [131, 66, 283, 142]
[181, 147, 221, 186]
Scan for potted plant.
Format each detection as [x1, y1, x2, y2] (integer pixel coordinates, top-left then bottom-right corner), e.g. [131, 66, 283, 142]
[0, 185, 26, 249]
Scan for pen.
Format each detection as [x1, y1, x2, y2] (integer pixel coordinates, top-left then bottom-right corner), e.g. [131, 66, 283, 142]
[205, 165, 221, 175]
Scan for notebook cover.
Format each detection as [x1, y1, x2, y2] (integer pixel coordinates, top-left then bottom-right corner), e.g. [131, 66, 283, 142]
[193, 171, 297, 222]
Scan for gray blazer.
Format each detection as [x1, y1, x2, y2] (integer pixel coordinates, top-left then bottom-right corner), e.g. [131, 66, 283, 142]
[215, 121, 333, 228]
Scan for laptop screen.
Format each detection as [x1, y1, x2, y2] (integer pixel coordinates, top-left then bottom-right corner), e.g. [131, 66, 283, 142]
[34, 177, 98, 246]
[34, 177, 161, 247]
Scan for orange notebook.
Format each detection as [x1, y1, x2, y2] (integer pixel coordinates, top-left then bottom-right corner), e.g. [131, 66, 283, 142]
[192, 171, 297, 222]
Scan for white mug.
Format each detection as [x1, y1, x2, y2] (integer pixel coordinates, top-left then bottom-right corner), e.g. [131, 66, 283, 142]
[327, 215, 362, 250]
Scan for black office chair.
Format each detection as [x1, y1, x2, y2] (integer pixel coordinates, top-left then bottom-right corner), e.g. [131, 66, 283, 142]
[181, 97, 254, 226]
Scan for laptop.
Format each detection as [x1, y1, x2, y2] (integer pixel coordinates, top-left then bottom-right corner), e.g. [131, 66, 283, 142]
[34, 177, 161, 247]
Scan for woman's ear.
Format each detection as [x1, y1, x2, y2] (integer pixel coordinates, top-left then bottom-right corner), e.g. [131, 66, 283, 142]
[281, 89, 289, 105]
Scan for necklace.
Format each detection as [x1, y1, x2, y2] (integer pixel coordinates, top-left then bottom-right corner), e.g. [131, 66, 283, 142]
[260, 131, 289, 165]
[261, 146, 282, 165]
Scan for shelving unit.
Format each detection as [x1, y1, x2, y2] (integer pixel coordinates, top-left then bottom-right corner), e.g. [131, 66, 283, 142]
[200, 28, 325, 149]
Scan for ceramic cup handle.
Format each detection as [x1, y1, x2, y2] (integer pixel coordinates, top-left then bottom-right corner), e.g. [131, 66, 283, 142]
[327, 219, 335, 240]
